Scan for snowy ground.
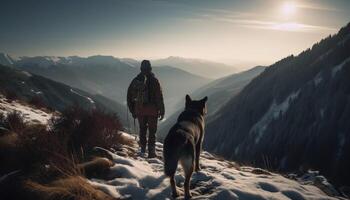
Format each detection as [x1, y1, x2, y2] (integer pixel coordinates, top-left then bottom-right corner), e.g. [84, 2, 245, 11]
[90, 133, 341, 200]
[0, 96, 53, 125]
[0, 97, 342, 199]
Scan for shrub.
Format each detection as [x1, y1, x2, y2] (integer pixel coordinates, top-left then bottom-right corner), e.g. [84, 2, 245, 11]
[4, 90, 18, 102]
[2, 111, 26, 132]
[0, 112, 5, 128]
[51, 106, 124, 155]
[28, 96, 47, 110]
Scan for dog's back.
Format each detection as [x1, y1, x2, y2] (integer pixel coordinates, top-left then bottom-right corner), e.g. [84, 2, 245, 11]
[163, 113, 200, 177]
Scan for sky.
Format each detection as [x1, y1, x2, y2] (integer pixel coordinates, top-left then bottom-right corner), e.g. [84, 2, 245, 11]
[1, 0, 350, 67]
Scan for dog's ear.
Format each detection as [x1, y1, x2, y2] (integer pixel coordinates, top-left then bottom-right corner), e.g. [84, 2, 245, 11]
[202, 96, 208, 103]
[186, 94, 192, 103]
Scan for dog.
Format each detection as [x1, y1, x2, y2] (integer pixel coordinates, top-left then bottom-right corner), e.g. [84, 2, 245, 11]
[163, 94, 208, 199]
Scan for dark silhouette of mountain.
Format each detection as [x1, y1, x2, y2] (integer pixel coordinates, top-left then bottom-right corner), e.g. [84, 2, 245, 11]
[152, 56, 237, 79]
[205, 23, 350, 186]
[0, 64, 128, 125]
[158, 66, 265, 141]
[6, 55, 210, 116]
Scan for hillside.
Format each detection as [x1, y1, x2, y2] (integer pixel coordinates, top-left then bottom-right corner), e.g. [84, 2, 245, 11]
[205, 23, 350, 186]
[0, 65, 128, 125]
[158, 66, 265, 141]
[2, 55, 210, 116]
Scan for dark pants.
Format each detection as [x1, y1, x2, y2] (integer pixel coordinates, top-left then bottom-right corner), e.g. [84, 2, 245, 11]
[138, 116, 158, 152]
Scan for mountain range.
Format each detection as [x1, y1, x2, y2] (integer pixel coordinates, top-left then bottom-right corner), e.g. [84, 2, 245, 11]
[0, 55, 213, 117]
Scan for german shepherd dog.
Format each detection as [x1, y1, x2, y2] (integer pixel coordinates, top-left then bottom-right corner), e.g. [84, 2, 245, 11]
[163, 94, 208, 199]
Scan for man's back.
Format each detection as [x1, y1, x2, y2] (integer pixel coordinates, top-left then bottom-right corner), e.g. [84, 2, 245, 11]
[126, 60, 164, 158]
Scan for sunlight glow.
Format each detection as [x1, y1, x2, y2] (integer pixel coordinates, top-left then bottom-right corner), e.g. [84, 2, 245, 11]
[281, 2, 297, 16]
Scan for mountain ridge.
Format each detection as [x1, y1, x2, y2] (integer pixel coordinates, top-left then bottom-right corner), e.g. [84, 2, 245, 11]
[204, 22, 350, 186]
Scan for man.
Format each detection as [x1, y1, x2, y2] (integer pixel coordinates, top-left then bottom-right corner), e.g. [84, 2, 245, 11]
[127, 60, 165, 158]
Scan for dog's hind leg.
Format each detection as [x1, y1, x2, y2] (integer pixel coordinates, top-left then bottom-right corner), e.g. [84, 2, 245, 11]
[180, 154, 194, 199]
[195, 136, 203, 172]
[170, 174, 179, 198]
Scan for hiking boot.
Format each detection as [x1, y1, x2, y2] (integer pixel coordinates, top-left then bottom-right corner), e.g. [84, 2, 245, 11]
[141, 146, 146, 154]
[148, 148, 157, 158]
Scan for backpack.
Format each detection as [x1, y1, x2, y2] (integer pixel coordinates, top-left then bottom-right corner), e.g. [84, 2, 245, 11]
[132, 75, 149, 108]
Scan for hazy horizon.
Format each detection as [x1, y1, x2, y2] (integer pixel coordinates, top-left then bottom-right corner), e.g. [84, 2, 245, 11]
[1, 0, 350, 69]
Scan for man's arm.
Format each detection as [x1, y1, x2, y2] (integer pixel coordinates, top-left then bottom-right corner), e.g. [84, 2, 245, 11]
[127, 79, 136, 118]
[155, 79, 165, 120]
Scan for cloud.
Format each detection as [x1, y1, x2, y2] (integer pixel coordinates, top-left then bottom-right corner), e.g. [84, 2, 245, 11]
[296, 3, 339, 12]
[216, 19, 337, 33]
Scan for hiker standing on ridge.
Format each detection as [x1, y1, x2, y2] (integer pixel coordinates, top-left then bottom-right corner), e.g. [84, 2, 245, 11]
[127, 60, 165, 158]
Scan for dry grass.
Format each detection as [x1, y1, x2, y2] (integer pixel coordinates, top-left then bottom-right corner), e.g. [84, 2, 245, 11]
[78, 157, 114, 179]
[25, 176, 116, 200]
[0, 106, 126, 200]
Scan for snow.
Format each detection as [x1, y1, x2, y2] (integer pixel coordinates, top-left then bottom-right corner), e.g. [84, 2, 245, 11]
[89, 137, 338, 200]
[4, 53, 13, 65]
[320, 108, 325, 119]
[0, 170, 21, 184]
[336, 132, 346, 164]
[313, 72, 323, 86]
[30, 89, 42, 95]
[332, 57, 350, 78]
[250, 90, 300, 144]
[21, 71, 32, 77]
[0, 96, 53, 125]
[45, 56, 60, 63]
[70, 88, 95, 104]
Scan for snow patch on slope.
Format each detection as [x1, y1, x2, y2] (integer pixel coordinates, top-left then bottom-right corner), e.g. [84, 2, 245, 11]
[250, 90, 300, 144]
[21, 71, 32, 77]
[70, 89, 95, 104]
[89, 140, 337, 200]
[313, 72, 323, 86]
[0, 96, 52, 125]
[332, 57, 350, 78]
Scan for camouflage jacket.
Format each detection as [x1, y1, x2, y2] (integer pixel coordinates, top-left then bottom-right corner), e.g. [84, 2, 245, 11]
[127, 73, 165, 117]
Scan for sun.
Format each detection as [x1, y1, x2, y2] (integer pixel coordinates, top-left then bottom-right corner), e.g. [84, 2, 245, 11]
[281, 2, 297, 16]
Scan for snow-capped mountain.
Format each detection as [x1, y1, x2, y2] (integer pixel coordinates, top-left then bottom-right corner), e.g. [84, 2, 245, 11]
[204, 23, 350, 186]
